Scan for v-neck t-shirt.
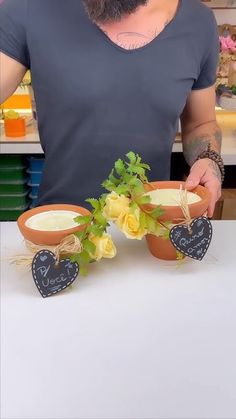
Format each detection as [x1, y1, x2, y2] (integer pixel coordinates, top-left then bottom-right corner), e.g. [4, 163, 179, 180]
[0, 0, 219, 206]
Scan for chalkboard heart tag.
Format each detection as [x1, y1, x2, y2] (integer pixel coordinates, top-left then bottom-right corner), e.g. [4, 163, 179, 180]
[32, 250, 79, 298]
[170, 217, 213, 261]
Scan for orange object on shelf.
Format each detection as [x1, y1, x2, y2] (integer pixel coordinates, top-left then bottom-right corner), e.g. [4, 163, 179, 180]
[0, 94, 31, 110]
[4, 118, 26, 137]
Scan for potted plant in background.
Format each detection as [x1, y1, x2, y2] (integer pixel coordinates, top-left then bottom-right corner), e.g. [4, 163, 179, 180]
[217, 24, 236, 109]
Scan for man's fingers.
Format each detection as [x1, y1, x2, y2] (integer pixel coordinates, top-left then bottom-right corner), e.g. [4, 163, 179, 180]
[208, 202, 215, 219]
[185, 164, 203, 190]
[206, 183, 221, 218]
[185, 160, 222, 218]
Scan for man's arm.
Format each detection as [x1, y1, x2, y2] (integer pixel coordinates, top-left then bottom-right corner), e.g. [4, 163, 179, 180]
[0, 52, 27, 104]
[181, 85, 222, 217]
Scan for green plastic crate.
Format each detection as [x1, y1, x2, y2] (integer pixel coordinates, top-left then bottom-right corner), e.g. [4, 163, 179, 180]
[0, 192, 29, 209]
[0, 167, 26, 182]
[0, 180, 28, 194]
[0, 155, 25, 169]
[0, 205, 29, 222]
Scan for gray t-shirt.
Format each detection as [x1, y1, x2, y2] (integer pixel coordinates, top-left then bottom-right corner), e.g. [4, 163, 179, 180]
[0, 0, 219, 206]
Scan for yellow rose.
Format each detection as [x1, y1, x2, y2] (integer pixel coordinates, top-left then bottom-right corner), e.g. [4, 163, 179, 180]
[89, 233, 117, 261]
[116, 208, 147, 240]
[103, 192, 130, 221]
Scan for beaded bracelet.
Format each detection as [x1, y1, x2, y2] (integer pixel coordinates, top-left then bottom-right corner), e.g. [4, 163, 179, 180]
[196, 144, 225, 184]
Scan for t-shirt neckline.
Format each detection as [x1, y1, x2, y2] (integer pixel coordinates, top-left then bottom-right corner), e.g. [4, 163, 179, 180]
[90, 0, 183, 54]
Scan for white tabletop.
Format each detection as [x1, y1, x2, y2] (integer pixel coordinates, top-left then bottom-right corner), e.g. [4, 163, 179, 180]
[1, 221, 236, 419]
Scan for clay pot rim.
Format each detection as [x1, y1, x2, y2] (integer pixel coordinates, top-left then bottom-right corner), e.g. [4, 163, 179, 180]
[143, 181, 210, 211]
[17, 204, 91, 237]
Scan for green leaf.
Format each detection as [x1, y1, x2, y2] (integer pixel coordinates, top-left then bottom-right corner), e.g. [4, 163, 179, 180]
[147, 215, 157, 234]
[115, 159, 125, 176]
[115, 184, 130, 195]
[94, 212, 108, 227]
[149, 222, 170, 238]
[86, 198, 100, 211]
[129, 178, 146, 196]
[70, 251, 92, 277]
[136, 195, 151, 205]
[108, 170, 120, 186]
[74, 215, 92, 225]
[74, 230, 86, 241]
[130, 201, 139, 212]
[100, 193, 108, 202]
[146, 215, 157, 234]
[126, 151, 137, 164]
[128, 165, 145, 176]
[70, 253, 80, 264]
[132, 185, 146, 197]
[79, 265, 88, 277]
[79, 250, 92, 264]
[123, 172, 133, 184]
[161, 222, 172, 230]
[128, 177, 140, 187]
[88, 225, 104, 237]
[102, 179, 116, 192]
[139, 211, 147, 231]
[140, 163, 151, 171]
[162, 228, 170, 240]
[83, 239, 96, 255]
[150, 206, 165, 219]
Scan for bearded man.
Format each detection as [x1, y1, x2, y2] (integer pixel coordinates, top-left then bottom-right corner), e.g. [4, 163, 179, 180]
[0, 0, 223, 216]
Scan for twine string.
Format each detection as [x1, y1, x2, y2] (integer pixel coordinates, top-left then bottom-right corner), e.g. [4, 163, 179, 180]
[10, 234, 82, 268]
[177, 185, 193, 233]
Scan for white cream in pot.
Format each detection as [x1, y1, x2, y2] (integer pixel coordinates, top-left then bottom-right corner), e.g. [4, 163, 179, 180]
[26, 210, 81, 231]
[146, 189, 201, 206]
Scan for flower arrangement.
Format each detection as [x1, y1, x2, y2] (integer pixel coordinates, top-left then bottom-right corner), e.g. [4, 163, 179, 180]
[70, 198, 117, 276]
[217, 24, 236, 89]
[219, 35, 236, 54]
[71, 152, 171, 274]
[14, 151, 211, 298]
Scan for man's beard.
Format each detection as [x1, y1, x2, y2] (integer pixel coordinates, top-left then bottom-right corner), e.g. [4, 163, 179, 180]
[83, 0, 148, 23]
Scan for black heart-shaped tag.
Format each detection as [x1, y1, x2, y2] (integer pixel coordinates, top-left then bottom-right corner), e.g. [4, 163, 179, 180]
[170, 217, 213, 261]
[32, 250, 79, 298]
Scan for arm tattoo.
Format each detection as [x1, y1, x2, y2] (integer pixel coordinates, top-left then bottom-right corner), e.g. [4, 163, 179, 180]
[208, 160, 221, 183]
[183, 128, 222, 167]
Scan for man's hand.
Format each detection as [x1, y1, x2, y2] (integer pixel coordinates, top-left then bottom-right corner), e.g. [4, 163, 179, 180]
[185, 158, 222, 218]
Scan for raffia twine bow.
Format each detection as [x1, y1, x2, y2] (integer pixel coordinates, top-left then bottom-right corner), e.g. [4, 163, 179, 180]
[171, 186, 208, 232]
[9, 234, 82, 270]
[175, 185, 193, 233]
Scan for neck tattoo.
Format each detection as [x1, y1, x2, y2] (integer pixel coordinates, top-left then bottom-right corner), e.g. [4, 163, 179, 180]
[107, 20, 170, 50]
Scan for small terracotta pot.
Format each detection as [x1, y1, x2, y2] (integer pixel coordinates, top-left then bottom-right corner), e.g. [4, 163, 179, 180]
[142, 181, 211, 260]
[17, 204, 91, 246]
[4, 118, 26, 137]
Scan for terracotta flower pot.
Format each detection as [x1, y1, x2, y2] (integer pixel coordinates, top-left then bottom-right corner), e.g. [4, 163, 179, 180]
[17, 204, 91, 246]
[142, 181, 211, 260]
